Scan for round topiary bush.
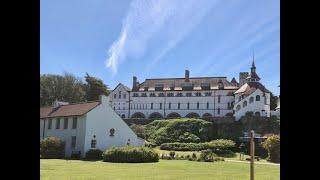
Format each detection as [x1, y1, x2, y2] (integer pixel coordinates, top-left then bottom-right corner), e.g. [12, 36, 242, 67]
[85, 149, 103, 160]
[102, 146, 159, 163]
[262, 134, 280, 163]
[40, 137, 65, 159]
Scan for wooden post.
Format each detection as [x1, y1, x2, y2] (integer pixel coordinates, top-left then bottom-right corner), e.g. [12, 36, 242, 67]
[250, 130, 255, 180]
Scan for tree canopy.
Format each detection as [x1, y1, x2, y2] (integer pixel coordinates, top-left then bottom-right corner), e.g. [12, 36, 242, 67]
[40, 72, 110, 106]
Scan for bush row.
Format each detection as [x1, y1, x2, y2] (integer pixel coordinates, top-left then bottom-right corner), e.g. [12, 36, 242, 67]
[102, 146, 159, 163]
[159, 151, 224, 162]
[160, 139, 235, 151]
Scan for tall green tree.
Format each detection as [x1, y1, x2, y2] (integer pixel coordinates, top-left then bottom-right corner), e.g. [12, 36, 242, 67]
[84, 73, 110, 101]
[270, 93, 278, 110]
[40, 73, 86, 106]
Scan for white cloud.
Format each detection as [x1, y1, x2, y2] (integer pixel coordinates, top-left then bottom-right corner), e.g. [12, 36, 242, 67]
[105, 0, 219, 74]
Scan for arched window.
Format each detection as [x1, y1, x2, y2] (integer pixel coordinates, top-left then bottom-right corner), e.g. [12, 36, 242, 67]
[255, 112, 261, 116]
[249, 97, 254, 103]
[217, 108, 221, 115]
[236, 105, 241, 111]
[243, 101, 247, 107]
[256, 95, 260, 101]
[114, 94, 117, 99]
[121, 114, 125, 119]
[109, 128, 115, 136]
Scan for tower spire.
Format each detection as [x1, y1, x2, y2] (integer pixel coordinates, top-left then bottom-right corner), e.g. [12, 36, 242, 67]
[251, 51, 256, 73]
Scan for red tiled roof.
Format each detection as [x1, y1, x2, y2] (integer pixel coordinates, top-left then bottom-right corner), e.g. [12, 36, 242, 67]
[137, 77, 237, 91]
[40, 101, 100, 119]
[235, 82, 270, 95]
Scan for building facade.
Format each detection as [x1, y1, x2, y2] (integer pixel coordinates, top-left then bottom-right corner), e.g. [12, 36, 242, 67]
[40, 95, 144, 158]
[110, 61, 271, 121]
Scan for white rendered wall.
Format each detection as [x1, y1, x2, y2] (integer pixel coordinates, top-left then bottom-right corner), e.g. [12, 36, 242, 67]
[234, 89, 270, 120]
[125, 90, 235, 118]
[84, 96, 144, 154]
[41, 116, 86, 157]
[109, 84, 130, 118]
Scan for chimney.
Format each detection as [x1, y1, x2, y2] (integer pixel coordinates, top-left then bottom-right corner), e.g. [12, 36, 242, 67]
[239, 72, 249, 86]
[52, 100, 69, 108]
[185, 70, 190, 82]
[132, 76, 137, 90]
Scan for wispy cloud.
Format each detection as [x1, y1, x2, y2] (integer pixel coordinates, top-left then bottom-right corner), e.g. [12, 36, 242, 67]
[105, 0, 220, 74]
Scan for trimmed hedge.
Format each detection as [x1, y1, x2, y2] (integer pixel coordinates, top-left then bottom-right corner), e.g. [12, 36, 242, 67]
[40, 137, 65, 159]
[145, 119, 213, 145]
[160, 142, 208, 151]
[85, 149, 103, 160]
[102, 146, 159, 163]
[160, 139, 236, 152]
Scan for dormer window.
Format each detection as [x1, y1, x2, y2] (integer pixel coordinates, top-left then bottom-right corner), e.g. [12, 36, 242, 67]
[201, 83, 210, 90]
[182, 83, 193, 91]
[155, 84, 164, 91]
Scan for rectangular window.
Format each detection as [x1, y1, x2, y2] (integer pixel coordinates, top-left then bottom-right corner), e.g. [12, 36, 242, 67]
[218, 95, 221, 103]
[151, 103, 153, 109]
[133, 93, 139, 97]
[207, 102, 209, 109]
[217, 108, 220, 115]
[64, 118, 68, 129]
[71, 136, 76, 149]
[169, 103, 171, 109]
[72, 117, 77, 129]
[56, 118, 60, 129]
[123, 94, 126, 99]
[178, 103, 180, 109]
[119, 91, 121, 98]
[48, 119, 52, 129]
[160, 103, 162, 109]
[114, 94, 117, 99]
[187, 103, 190, 109]
[197, 102, 199, 109]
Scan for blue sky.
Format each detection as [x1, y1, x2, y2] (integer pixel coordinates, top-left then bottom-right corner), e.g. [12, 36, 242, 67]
[41, 0, 280, 95]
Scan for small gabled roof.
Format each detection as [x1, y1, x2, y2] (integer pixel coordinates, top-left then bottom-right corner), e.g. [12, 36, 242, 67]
[40, 101, 100, 119]
[246, 71, 261, 80]
[112, 83, 131, 92]
[235, 82, 270, 95]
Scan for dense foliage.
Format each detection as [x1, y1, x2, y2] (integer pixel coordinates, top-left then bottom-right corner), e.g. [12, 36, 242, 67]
[130, 124, 146, 139]
[40, 137, 65, 159]
[262, 135, 280, 163]
[160, 139, 235, 155]
[40, 73, 110, 106]
[102, 146, 159, 163]
[83, 73, 110, 101]
[85, 149, 103, 160]
[145, 119, 213, 145]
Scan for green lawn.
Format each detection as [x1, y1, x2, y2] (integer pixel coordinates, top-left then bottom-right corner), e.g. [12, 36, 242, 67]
[41, 159, 279, 180]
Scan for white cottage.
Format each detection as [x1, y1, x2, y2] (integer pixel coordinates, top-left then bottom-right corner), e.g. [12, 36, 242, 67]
[40, 95, 144, 158]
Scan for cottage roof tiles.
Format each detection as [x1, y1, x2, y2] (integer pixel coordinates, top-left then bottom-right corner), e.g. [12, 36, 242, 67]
[40, 101, 100, 119]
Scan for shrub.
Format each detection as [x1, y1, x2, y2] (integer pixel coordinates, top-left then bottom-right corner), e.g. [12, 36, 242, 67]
[198, 150, 216, 162]
[169, 151, 175, 158]
[40, 137, 65, 159]
[145, 118, 213, 145]
[208, 139, 236, 157]
[160, 142, 208, 151]
[102, 146, 159, 163]
[262, 134, 280, 163]
[192, 152, 197, 159]
[130, 124, 146, 139]
[85, 149, 103, 160]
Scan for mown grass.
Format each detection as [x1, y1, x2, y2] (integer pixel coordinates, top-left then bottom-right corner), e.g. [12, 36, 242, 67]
[41, 159, 279, 180]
